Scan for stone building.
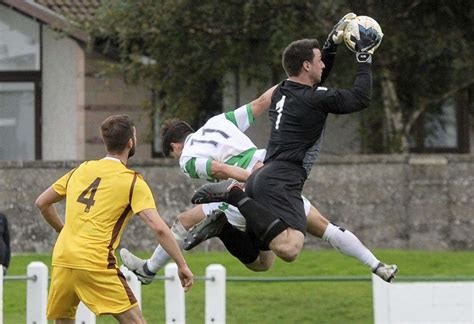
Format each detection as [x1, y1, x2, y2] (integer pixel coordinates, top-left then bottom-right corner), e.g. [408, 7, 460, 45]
[0, 1, 152, 161]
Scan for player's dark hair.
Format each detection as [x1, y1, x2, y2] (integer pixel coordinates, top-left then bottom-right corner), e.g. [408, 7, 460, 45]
[282, 39, 320, 77]
[161, 118, 194, 157]
[100, 115, 135, 154]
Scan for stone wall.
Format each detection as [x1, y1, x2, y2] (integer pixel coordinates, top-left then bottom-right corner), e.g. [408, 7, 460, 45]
[0, 154, 472, 254]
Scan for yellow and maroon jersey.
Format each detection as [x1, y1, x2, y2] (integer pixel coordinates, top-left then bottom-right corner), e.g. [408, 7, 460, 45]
[51, 158, 156, 270]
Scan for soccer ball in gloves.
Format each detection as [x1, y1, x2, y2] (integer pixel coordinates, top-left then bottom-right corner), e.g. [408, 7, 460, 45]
[343, 16, 383, 53]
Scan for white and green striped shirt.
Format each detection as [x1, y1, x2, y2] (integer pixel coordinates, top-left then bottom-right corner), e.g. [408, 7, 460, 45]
[179, 104, 266, 181]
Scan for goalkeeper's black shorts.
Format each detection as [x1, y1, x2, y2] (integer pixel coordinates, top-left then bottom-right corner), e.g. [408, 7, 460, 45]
[246, 160, 307, 235]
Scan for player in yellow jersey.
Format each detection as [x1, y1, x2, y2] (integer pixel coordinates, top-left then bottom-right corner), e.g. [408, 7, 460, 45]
[35, 115, 193, 324]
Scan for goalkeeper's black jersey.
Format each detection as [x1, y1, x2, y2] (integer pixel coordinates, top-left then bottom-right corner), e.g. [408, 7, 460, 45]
[264, 62, 372, 177]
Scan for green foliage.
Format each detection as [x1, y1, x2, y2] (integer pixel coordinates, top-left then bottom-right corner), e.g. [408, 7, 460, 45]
[85, 0, 352, 122]
[351, 0, 474, 152]
[4, 250, 474, 323]
[369, 0, 472, 102]
[84, 0, 473, 152]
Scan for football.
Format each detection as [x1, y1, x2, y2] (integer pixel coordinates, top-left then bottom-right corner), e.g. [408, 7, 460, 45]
[343, 16, 383, 52]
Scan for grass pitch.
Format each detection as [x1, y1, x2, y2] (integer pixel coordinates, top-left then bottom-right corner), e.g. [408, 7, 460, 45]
[3, 250, 474, 323]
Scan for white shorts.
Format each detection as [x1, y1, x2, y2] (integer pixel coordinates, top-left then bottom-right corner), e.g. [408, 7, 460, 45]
[201, 195, 311, 232]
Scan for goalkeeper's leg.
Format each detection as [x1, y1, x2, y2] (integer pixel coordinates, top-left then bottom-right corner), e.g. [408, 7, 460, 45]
[307, 205, 398, 282]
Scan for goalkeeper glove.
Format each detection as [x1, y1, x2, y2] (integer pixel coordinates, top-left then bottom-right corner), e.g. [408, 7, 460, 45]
[323, 13, 357, 52]
[355, 27, 383, 63]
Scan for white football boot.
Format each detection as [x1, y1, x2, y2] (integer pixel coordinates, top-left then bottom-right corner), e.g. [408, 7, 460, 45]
[120, 248, 156, 285]
[373, 262, 398, 282]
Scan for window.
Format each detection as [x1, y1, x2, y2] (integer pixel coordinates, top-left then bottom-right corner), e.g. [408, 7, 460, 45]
[0, 83, 37, 159]
[0, 5, 41, 160]
[410, 94, 470, 153]
[424, 98, 457, 148]
[0, 6, 40, 71]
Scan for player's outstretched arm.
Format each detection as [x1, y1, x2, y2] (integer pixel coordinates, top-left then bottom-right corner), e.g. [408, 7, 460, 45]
[249, 85, 278, 118]
[137, 208, 194, 291]
[35, 187, 65, 233]
[317, 21, 383, 114]
[320, 13, 357, 84]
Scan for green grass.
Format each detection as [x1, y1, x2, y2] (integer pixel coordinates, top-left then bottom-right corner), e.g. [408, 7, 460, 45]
[3, 250, 474, 323]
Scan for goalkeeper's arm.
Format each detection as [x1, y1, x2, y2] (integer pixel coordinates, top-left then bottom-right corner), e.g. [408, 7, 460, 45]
[320, 13, 356, 84]
[315, 63, 372, 115]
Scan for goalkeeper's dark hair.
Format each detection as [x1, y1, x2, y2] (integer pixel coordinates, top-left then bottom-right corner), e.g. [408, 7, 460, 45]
[161, 118, 195, 157]
[282, 39, 320, 77]
[100, 114, 135, 154]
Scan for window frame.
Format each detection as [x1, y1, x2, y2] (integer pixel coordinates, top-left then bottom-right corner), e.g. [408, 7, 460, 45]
[0, 19, 42, 159]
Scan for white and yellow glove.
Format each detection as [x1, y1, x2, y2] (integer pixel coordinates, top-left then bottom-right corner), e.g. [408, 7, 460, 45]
[323, 13, 357, 52]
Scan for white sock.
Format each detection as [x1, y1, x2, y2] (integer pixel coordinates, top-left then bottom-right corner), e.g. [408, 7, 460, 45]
[146, 219, 188, 273]
[322, 222, 380, 270]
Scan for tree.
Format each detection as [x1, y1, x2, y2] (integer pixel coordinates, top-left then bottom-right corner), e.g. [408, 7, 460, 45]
[84, 0, 349, 120]
[349, 0, 474, 152]
[84, 0, 473, 152]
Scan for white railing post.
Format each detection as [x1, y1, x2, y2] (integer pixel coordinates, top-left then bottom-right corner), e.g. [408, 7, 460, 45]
[27, 262, 48, 324]
[76, 302, 96, 324]
[120, 265, 142, 309]
[164, 263, 185, 324]
[372, 273, 390, 323]
[205, 264, 226, 324]
[0, 266, 3, 324]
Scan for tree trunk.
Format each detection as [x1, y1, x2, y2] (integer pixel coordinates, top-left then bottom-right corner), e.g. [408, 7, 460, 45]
[380, 67, 409, 153]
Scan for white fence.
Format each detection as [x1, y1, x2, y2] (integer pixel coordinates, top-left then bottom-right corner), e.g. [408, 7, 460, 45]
[164, 263, 226, 324]
[3, 263, 474, 324]
[0, 262, 226, 324]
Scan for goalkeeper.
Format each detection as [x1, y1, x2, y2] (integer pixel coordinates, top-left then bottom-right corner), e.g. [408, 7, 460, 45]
[190, 14, 394, 276]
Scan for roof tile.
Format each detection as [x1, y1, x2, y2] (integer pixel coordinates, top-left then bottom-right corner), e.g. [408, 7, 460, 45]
[35, 0, 101, 22]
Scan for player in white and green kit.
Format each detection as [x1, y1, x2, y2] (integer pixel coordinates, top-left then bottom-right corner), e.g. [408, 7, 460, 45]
[177, 102, 307, 233]
[120, 86, 397, 284]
